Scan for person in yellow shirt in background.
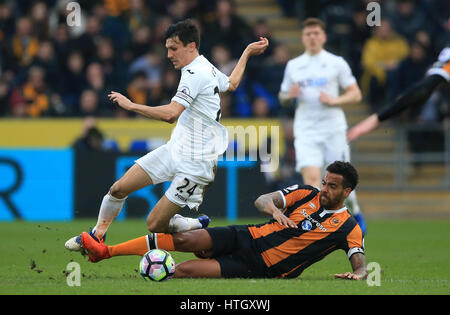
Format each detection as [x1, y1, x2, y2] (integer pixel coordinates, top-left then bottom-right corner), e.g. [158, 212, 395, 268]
[361, 19, 409, 113]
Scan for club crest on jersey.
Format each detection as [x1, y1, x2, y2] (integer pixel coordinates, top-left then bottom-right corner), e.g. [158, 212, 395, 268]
[301, 220, 312, 231]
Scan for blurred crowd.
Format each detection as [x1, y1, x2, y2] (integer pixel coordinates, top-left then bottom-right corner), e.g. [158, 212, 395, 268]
[0, 0, 449, 124]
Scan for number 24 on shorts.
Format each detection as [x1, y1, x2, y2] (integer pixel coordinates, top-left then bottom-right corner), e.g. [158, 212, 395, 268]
[176, 177, 197, 196]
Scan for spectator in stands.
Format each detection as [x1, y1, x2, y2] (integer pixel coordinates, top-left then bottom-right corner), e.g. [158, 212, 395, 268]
[0, 80, 10, 116]
[71, 15, 104, 65]
[128, 25, 153, 61]
[30, 1, 50, 40]
[30, 40, 60, 89]
[9, 66, 51, 117]
[389, 0, 430, 43]
[259, 45, 289, 110]
[126, 70, 149, 111]
[126, 0, 155, 34]
[252, 97, 270, 118]
[59, 50, 87, 112]
[128, 50, 163, 95]
[0, 1, 15, 42]
[12, 17, 39, 68]
[436, 17, 450, 54]
[86, 62, 114, 115]
[72, 122, 106, 152]
[391, 40, 432, 117]
[167, 0, 191, 22]
[94, 37, 125, 89]
[348, 2, 372, 81]
[51, 23, 72, 73]
[211, 43, 237, 76]
[361, 19, 410, 112]
[78, 89, 100, 117]
[203, 0, 253, 59]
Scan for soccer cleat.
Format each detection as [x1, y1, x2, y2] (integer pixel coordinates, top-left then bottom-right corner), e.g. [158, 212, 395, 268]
[198, 214, 210, 228]
[64, 228, 106, 252]
[354, 213, 367, 236]
[80, 232, 111, 263]
[65, 235, 83, 251]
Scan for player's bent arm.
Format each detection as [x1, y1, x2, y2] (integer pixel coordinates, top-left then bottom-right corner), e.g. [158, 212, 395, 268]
[109, 91, 185, 123]
[254, 192, 297, 228]
[325, 83, 362, 107]
[129, 101, 185, 124]
[228, 37, 269, 92]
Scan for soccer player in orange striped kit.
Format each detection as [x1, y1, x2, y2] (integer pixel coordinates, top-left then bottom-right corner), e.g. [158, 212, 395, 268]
[81, 161, 367, 280]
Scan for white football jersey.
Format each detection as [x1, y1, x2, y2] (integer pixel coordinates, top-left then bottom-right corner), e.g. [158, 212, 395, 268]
[427, 46, 450, 82]
[280, 50, 356, 135]
[170, 55, 230, 161]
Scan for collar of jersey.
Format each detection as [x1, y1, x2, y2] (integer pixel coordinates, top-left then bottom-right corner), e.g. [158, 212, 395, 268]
[319, 206, 347, 217]
[182, 55, 203, 71]
[305, 49, 326, 60]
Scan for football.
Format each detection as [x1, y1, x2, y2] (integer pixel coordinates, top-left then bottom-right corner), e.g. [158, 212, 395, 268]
[139, 249, 176, 281]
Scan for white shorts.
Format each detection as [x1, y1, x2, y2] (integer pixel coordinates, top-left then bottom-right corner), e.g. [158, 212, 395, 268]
[294, 130, 350, 172]
[135, 143, 217, 210]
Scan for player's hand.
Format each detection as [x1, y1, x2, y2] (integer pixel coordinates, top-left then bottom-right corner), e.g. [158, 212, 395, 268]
[289, 84, 301, 99]
[245, 37, 269, 57]
[319, 91, 337, 106]
[347, 114, 380, 142]
[272, 209, 297, 228]
[109, 91, 134, 111]
[334, 272, 361, 280]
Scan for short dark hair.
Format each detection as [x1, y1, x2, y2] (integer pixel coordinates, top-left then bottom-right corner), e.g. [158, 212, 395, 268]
[164, 19, 200, 50]
[326, 161, 359, 190]
[301, 17, 326, 32]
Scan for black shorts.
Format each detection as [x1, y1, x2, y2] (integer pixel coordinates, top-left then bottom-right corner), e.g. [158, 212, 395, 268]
[205, 225, 268, 278]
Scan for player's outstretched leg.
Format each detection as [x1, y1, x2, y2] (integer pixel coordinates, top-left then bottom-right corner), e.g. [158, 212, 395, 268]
[65, 163, 153, 251]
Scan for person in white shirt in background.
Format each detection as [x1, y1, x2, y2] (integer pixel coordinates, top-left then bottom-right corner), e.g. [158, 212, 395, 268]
[278, 18, 367, 234]
[65, 19, 269, 251]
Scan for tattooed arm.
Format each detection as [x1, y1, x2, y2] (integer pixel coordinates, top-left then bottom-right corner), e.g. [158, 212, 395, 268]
[254, 192, 297, 228]
[334, 253, 368, 280]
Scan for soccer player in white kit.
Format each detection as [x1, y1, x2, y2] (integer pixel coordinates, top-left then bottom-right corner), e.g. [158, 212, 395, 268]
[65, 20, 269, 251]
[278, 18, 367, 234]
[348, 46, 450, 142]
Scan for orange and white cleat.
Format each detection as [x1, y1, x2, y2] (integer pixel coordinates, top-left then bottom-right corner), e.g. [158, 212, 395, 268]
[80, 232, 111, 263]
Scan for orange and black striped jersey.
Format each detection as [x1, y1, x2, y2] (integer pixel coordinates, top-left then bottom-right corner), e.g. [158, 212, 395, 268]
[247, 184, 365, 278]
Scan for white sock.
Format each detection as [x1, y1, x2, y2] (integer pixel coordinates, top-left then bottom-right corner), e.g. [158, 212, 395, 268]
[93, 193, 127, 239]
[168, 214, 202, 233]
[345, 191, 361, 215]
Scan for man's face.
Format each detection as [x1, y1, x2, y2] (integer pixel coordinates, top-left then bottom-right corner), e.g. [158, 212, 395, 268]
[320, 172, 351, 209]
[166, 36, 194, 69]
[301, 26, 326, 54]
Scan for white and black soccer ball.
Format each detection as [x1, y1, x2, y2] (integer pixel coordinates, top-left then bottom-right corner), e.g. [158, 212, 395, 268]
[139, 249, 176, 281]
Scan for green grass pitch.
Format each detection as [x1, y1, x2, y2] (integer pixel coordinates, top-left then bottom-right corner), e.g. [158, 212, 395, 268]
[0, 218, 449, 295]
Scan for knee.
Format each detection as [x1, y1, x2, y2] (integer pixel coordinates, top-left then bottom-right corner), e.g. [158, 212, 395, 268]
[109, 181, 128, 199]
[146, 216, 169, 233]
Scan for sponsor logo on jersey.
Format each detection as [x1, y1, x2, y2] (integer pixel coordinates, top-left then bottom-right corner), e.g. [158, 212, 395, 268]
[301, 220, 312, 231]
[301, 209, 327, 232]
